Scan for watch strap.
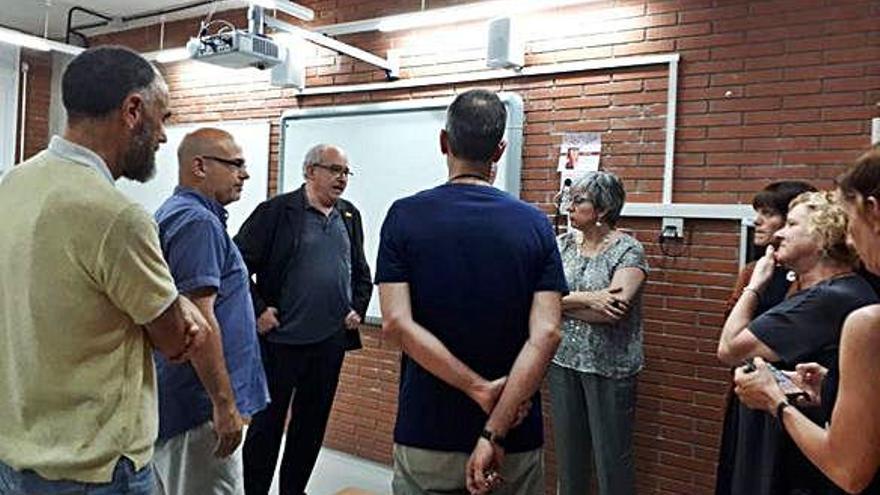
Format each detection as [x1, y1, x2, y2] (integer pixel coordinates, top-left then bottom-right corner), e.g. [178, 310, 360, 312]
[480, 428, 506, 448]
[775, 400, 790, 424]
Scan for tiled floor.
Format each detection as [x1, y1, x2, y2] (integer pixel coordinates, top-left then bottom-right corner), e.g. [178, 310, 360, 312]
[268, 447, 393, 495]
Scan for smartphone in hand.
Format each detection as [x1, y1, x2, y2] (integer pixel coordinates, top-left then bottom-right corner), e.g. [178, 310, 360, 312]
[743, 358, 811, 403]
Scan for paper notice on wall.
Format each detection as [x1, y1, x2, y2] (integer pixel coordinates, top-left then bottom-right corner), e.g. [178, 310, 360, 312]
[557, 132, 601, 190]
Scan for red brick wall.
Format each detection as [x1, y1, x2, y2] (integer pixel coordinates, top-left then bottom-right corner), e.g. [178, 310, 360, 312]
[30, 1, 879, 493]
[631, 217, 738, 493]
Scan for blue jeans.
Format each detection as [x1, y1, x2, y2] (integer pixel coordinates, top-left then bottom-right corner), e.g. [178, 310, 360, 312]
[0, 457, 153, 494]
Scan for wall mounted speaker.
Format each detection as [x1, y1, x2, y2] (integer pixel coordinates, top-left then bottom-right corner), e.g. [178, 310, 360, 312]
[270, 43, 306, 90]
[486, 16, 523, 70]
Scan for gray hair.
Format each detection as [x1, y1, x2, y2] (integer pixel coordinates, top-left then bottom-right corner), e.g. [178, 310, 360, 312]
[302, 144, 334, 178]
[141, 75, 168, 106]
[570, 171, 626, 226]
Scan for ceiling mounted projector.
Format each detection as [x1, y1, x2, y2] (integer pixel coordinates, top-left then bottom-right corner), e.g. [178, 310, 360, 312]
[186, 30, 282, 70]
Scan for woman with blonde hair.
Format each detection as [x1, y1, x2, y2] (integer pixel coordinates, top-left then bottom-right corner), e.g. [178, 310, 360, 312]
[718, 190, 877, 494]
[735, 149, 880, 494]
[715, 181, 816, 495]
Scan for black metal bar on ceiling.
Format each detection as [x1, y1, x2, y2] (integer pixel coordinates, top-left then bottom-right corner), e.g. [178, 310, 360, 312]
[65, 0, 220, 44]
[65, 6, 111, 45]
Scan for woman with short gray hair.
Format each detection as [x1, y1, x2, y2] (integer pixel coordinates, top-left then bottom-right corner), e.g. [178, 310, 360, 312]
[550, 171, 648, 495]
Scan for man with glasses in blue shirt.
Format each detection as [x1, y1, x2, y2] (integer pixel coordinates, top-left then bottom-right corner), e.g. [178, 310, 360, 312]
[152, 128, 270, 494]
[235, 144, 372, 495]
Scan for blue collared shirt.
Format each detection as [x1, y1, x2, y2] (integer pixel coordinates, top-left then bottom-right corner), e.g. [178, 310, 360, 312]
[153, 186, 270, 440]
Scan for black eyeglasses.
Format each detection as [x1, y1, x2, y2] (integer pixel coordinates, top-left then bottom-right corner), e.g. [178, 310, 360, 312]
[312, 163, 354, 177]
[571, 195, 591, 205]
[202, 155, 247, 171]
[561, 194, 591, 210]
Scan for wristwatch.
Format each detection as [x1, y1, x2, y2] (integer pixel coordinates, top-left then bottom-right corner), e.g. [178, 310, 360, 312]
[480, 428, 507, 449]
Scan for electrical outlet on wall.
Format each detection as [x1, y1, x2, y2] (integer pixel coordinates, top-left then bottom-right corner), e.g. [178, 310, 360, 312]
[661, 217, 684, 239]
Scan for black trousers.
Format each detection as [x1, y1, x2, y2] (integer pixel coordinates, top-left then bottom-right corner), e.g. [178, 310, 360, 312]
[243, 335, 345, 495]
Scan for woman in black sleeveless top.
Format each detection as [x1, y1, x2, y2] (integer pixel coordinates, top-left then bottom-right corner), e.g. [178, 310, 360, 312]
[734, 149, 880, 494]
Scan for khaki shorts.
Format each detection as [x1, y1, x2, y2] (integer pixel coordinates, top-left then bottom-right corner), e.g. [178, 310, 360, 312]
[152, 421, 244, 495]
[392, 444, 543, 495]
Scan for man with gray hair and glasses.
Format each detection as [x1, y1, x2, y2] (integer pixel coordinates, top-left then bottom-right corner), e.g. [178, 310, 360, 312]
[235, 144, 372, 495]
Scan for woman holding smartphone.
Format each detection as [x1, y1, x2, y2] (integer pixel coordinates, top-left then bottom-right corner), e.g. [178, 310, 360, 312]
[735, 149, 880, 494]
[717, 191, 877, 494]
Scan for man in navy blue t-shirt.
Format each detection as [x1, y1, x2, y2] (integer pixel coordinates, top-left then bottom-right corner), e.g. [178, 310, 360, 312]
[376, 89, 568, 494]
[153, 128, 269, 494]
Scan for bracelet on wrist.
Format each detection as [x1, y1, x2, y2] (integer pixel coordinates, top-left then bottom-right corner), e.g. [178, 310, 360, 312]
[775, 400, 790, 423]
[480, 428, 507, 449]
[742, 286, 761, 298]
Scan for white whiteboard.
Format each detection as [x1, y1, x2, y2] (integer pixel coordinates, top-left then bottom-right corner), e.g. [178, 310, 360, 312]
[118, 120, 270, 235]
[279, 94, 524, 321]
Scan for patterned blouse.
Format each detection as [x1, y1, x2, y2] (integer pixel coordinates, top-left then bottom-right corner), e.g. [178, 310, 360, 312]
[553, 231, 648, 378]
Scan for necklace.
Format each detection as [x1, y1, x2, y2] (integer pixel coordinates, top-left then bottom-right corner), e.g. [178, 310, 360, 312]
[577, 230, 616, 257]
[448, 173, 490, 184]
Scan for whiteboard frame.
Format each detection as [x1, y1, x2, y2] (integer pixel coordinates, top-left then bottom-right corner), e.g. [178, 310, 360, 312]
[278, 93, 525, 324]
[278, 93, 524, 198]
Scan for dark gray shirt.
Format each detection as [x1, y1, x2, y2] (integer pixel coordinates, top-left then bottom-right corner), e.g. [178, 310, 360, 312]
[272, 205, 352, 345]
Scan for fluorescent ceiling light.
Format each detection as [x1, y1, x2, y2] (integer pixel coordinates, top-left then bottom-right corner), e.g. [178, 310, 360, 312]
[45, 40, 84, 56]
[377, 0, 597, 32]
[0, 26, 83, 55]
[0, 27, 50, 51]
[250, 0, 315, 21]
